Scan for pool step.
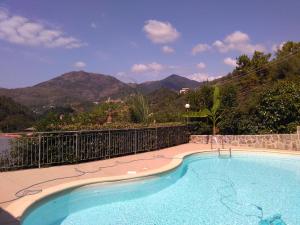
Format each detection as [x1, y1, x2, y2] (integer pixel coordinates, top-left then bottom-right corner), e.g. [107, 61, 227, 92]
[217, 147, 232, 158]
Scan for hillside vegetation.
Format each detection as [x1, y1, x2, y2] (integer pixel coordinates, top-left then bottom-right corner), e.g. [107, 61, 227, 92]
[0, 72, 201, 111]
[1, 41, 299, 134]
[189, 41, 300, 134]
[0, 96, 34, 132]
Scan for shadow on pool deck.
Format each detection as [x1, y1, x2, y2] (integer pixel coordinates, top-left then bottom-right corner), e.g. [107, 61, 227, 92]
[0, 208, 20, 225]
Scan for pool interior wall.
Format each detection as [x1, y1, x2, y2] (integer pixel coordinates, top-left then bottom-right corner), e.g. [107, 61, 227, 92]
[22, 152, 300, 225]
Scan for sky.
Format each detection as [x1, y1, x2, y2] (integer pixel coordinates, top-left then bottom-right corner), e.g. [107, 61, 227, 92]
[0, 0, 299, 88]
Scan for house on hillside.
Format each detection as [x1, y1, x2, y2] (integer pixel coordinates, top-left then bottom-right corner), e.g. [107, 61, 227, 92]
[105, 97, 123, 103]
[179, 88, 190, 94]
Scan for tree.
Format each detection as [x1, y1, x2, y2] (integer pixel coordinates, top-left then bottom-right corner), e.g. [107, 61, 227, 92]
[0, 96, 34, 132]
[186, 86, 221, 135]
[219, 85, 239, 134]
[251, 51, 271, 79]
[274, 41, 300, 80]
[235, 54, 251, 73]
[256, 81, 300, 133]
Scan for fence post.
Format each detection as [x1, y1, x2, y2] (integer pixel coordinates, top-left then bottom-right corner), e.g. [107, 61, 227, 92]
[108, 130, 111, 158]
[38, 134, 41, 168]
[134, 129, 137, 154]
[75, 132, 78, 162]
[155, 127, 158, 150]
[168, 128, 170, 147]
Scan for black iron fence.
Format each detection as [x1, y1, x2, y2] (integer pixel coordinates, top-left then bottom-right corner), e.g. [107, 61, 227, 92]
[0, 126, 189, 171]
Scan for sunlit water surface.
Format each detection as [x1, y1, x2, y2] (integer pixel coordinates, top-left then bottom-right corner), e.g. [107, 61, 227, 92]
[22, 153, 300, 225]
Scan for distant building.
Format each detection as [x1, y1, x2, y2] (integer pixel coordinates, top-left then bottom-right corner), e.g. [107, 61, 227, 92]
[179, 88, 190, 94]
[105, 97, 123, 103]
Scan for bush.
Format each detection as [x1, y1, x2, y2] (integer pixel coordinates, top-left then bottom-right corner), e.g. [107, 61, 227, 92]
[256, 81, 300, 133]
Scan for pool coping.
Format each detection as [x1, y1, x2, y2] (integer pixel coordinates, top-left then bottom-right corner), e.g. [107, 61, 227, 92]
[4, 147, 300, 223]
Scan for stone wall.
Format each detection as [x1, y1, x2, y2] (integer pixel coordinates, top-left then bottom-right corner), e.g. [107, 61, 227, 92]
[190, 127, 300, 151]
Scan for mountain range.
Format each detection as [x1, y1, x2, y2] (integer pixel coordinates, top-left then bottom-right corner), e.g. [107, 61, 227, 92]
[0, 71, 201, 108]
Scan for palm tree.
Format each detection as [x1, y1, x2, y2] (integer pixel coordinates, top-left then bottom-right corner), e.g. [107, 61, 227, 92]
[185, 86, 221, 135]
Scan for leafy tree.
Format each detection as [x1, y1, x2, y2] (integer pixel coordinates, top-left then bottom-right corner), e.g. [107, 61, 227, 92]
[235, 52, 271, 79]
[0, 96, 34, 132]
[236, 54, 251, 74]
[220, 85, 238, 108]
[187, 86, 221, 135]
[219, 85, 239, 134]
[256, 81, 300, 133]
[187, 85, 213, 111]
[34, 112, 62, 131]
[89, 102, 126, 124]
[251, 51, 271, 79]
[274, 41, 300, 80]
[146, 88, 186, 123]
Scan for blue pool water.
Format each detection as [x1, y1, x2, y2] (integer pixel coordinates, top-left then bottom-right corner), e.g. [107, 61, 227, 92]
[22, 153, 300, 225]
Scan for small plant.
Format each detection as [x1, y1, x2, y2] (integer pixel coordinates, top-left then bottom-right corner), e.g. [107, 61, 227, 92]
[128, 94, 150, 123]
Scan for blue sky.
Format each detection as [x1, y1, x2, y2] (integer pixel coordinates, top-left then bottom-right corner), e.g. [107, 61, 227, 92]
[0, 0, 299, 88]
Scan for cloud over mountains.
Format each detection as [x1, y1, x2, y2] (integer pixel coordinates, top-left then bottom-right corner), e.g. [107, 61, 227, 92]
[192, 31, 266, 55]
[143, 20, 180, 44]
[0, 8, 85, 48]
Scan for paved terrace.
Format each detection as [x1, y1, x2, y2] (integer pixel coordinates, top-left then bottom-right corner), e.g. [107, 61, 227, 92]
[1, 143, 299, 225]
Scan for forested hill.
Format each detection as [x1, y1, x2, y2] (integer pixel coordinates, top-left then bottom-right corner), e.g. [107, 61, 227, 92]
[0, 72, 201, 110]
[0, 71, 135, 108]
[188, 41, 300, 134]
[0, 96, 34, 132]
[213, 41, 300, 111]
[137, 74, 201, 94]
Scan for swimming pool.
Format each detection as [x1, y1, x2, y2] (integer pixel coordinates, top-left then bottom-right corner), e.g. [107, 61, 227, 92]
[22, 152, 300, 225]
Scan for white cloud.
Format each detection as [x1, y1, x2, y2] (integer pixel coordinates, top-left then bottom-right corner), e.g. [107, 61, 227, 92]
[143, 20, 180, 44]
[131, 62, 164, 73]
[90, 22, 97, 29]
[74, 61, 86, 69]
[161, 45, 175, 54]
[186, 73, 220, 82]
[196, 62, 206, 70]
[191, 43, 210, 55]
[223, 57, 237, 67]
[0, 8, 85, 48]
[224, 31, 249, 43]
[148, 62, 163, 71]
[162, 45, 175, 54]
[272, 42, 286, 52]
[131, 64, 148, 73]
[213, 31, 266, 54]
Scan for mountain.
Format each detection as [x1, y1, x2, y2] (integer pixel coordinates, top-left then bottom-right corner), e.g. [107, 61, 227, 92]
[137, 74, 201, 94]
[0, 72, 201, 110]
[0, 71, 134, 108]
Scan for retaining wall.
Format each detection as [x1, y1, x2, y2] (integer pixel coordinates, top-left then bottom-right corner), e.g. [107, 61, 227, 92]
[190, 127, 300, 151]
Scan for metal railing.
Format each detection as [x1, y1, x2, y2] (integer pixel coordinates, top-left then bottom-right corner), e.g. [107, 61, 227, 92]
[0, 126, 189, 171]
[217, 147, 232, 158]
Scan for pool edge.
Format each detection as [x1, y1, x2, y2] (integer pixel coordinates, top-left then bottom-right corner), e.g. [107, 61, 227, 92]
[4, 148, 300, 223]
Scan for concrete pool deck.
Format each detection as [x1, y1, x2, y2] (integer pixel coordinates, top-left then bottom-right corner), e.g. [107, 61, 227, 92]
[1, 143, 300, 225]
